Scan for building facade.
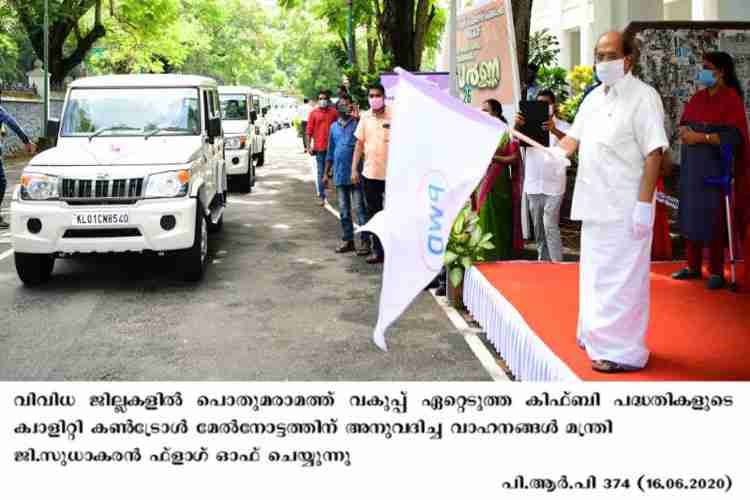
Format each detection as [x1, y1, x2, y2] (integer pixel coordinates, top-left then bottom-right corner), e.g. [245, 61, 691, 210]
[532, 0, 750, 70]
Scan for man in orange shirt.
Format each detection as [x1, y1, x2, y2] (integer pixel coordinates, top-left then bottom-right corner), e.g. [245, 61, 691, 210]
[352, 83, 391, 264]
[306, 90, 338, 206]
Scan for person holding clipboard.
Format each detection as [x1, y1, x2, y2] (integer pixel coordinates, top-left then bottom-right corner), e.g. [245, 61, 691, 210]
[514, 90, 571, 262]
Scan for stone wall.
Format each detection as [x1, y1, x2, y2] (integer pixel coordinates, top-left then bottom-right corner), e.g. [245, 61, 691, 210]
[1, 96, 65, 156]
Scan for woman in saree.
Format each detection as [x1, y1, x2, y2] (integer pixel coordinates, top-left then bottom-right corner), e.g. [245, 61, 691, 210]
[671, 51, 749, 290]
[476, 99, 521, 260]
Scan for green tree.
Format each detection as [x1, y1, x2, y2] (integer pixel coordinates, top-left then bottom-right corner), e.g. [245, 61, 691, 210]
[8, 0, 107, 85]
[86, 0, 185, 75]
[279, 0, 446, 72]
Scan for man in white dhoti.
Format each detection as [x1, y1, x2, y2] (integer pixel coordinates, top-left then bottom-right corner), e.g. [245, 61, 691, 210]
[557, 31, 669, 373]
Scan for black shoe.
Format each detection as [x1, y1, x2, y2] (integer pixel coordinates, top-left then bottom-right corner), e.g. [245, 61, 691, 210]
[336, 241, 355, 253]
[426, 275, 441, 289]
[435, 285, 447, 296]
[706, 274, 725, 290]
[671, 268, 701, 280]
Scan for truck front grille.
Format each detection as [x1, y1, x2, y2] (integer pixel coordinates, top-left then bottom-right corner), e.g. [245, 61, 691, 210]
[61, 178, 144, 203]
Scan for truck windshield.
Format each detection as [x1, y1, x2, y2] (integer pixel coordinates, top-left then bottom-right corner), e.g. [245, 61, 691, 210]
[61, 87, 201, 137]
[220, 94, 248, 120]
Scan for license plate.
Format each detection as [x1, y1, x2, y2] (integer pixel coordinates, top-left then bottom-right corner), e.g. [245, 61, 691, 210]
[73, 212, 130, 226]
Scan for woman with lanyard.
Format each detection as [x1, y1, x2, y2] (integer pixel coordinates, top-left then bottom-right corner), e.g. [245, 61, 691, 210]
[672, 51, 749, 290]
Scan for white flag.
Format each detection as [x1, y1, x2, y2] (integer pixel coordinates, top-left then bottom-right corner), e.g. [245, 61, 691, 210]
[359, 68, 508, 351]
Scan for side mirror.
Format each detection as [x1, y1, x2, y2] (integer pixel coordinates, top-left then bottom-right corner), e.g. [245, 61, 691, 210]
[46, 119, 60, 139]
[207, 117, 221, 138]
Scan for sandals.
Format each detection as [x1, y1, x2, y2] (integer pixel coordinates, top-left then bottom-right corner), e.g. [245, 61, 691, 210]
[591, 359, 641, 373]
[672, 268, 701, 280]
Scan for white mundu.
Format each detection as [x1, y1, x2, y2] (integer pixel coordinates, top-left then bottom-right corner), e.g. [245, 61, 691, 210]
[524, 117, 571, 196]
[567, 72, 668, 368]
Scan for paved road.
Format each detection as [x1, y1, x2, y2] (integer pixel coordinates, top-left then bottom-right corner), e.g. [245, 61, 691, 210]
[0, 130, 491, 381]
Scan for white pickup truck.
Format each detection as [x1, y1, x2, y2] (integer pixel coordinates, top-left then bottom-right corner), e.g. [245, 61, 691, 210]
[10, 74, 228, 285]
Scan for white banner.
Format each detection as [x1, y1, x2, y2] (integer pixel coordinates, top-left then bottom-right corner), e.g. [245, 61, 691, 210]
[359, 68, 507, 351]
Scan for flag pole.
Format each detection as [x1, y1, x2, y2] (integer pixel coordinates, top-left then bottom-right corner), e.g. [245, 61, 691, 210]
[449, 0, 458, 98]
[43, 0, 49, 131]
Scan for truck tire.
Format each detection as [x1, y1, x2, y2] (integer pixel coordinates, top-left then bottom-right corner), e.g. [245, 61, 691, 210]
[177, 202, 208, 282]
[15, 252, 55, 286]
[235, 167, 252, 193]
[234, 155, 253, 193]
[207, 210, 223, 234]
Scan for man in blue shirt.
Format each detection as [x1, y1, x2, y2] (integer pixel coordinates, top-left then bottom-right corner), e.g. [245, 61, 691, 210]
[325, 97, 368, 254]
[0, 92, 36, 229]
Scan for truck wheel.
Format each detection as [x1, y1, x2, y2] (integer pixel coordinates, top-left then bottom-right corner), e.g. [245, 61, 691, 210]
[15, 252, 55, 286]
[256, 147, 265, 167]
[207, 211, 223, 234]
[235, 163, 252, 193]
[177, 202, 208, 282]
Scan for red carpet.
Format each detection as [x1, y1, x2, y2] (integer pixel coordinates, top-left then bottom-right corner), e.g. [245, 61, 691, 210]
[475, 261, 750, 381]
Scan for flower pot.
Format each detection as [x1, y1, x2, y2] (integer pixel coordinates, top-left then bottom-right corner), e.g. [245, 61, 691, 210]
[447, 279, 464, 309]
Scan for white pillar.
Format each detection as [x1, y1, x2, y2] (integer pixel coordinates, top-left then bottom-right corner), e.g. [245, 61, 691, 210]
[692, 0, 720, 20]
[581, 22, 594, 67]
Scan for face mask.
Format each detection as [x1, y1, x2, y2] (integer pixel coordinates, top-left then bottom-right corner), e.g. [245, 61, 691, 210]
[337, 108, 350, 119]
[696, 69, 718, 87]
[369, 96, 385, 110]
[319, 99, 329, 108]
[596, 58, 626, 86]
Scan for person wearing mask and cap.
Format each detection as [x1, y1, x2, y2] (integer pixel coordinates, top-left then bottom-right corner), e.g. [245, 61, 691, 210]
[325, 96, 368, 254]
[352, 83, 391, 264]
[555, 31, 669, 373]
[306, 90, 338, 207]
[0, 91, 37, 229]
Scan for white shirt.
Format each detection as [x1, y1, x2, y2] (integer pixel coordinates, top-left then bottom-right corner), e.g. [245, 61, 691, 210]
[523, 117, 571, 196]
[297, 103, 313, 122]
[567, 72, 669, 222]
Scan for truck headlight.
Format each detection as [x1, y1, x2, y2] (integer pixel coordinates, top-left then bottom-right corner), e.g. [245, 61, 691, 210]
[144, 170, 190, 198]
[20, 173, 60, 200]
[225, 135, 246, 150]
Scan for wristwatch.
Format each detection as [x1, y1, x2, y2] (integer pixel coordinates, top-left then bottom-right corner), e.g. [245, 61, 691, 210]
[705, 133, 710, 143]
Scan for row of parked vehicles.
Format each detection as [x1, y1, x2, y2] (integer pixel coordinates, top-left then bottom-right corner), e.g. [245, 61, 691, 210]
[10, 74, 297, 286]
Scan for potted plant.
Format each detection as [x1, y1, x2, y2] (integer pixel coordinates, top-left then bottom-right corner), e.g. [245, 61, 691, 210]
[444, 205, 495, 308]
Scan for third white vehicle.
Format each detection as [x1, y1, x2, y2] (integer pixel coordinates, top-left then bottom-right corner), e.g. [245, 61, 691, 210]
[218, 86, 264, 192]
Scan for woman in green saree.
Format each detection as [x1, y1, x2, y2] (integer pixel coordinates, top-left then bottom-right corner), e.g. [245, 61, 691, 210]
[476, 99, 520, 261]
